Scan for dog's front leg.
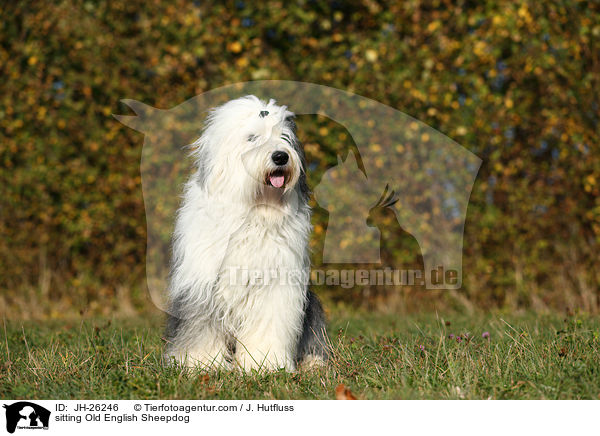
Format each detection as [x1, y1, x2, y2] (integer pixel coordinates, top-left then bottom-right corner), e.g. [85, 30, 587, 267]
[234, 289, 304, 372]
[165, 319, 231, 370]
[235, 330, 296, 372]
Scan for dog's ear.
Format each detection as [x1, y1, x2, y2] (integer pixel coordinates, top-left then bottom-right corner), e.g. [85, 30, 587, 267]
[113, 99, 162, 133]
[284, 114, 297, 133]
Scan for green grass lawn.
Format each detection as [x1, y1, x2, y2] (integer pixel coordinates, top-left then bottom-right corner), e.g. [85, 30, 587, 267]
[1, 310, 599, 399]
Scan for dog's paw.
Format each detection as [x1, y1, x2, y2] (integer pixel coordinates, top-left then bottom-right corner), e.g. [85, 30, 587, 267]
[298, 354, 327, 370]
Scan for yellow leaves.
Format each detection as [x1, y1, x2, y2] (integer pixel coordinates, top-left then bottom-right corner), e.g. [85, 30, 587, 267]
[335, 384, 357, 400]
[410, 88, 426, 102]
[303, 143, 320, 155]
[443, 92, 454, 105]
[317, 18, 330, 30]
[1, 0, 598, 322]
[227, 41, 243, 54]
[456, 126, 467, 136]
[251, 68, 270, 80]
[105, 127, 117, 140]
[585, 175, 597, 193]
[37, 106, 47, 121]
[365, 49, 378, 63]
[556, 148, 568, 160]
[517, 5, 532, 24]
[427, 20, 441, 33]
[305, 37, 318, 48]
[182, 14, 198, 27]
[473, 41, 487, 58]
[235, 57, 249, 68]
[586, 175, 596, 186]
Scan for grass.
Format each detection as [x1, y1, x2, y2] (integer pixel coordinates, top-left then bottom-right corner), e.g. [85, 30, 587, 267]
[1, 309, 599, 399]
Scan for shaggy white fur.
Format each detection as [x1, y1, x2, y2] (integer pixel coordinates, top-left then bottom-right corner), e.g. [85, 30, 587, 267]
[164, 95, 327, 371]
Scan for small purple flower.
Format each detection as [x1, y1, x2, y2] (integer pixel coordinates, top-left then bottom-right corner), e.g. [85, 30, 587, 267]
[456, 336, 463, 343]
[448, 333, 455, 339]
[482, 331, 490, 339]
[419, 345, 425, 351]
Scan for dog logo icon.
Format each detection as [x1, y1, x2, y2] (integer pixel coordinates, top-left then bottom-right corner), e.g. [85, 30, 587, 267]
[3, 402, 50, 433]
[314, 151, 385, 263]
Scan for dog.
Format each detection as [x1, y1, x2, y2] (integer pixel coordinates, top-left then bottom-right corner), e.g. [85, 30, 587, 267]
[164, 95, 328, 371]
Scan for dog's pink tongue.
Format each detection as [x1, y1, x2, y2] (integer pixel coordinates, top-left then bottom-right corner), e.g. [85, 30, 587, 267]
[269, 174, 285, 188]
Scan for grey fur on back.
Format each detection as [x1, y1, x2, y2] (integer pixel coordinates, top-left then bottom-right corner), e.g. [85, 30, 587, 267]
[295, 290, 329, 364]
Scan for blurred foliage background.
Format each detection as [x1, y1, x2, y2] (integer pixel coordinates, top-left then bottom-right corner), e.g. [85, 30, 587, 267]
[0, 0, 598, 319]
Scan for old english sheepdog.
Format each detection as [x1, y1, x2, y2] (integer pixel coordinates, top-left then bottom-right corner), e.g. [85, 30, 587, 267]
[164, 95, 329, 371]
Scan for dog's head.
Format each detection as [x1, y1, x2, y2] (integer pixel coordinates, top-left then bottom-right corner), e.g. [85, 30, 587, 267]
[191, 95, 307, 209]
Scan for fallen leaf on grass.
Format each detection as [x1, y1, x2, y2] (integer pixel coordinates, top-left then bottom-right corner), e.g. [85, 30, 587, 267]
[199, 374, 210, 384]
[335, 384, 357, 400]
[198, 374, 217, 394]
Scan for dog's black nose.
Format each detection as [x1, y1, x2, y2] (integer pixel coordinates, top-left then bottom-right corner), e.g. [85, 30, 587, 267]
[271, 151, 289, 166]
